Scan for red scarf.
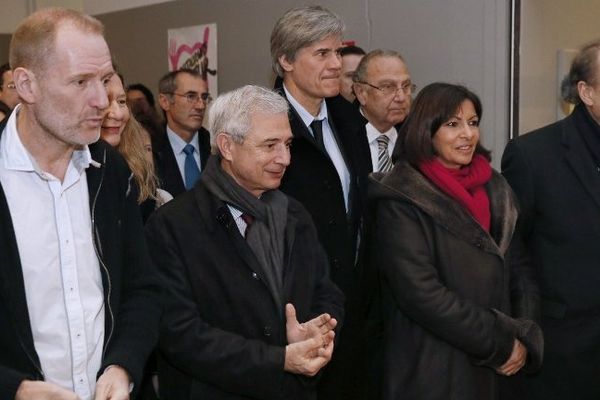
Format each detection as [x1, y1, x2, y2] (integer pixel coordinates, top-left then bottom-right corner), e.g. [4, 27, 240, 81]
[418, 154, 492, 232]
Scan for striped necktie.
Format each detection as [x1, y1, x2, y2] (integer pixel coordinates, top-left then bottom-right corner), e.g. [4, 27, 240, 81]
[376, 134, 393, 172]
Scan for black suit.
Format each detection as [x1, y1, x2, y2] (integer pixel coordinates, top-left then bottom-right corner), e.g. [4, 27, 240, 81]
[152, 126, 211, 197]
[145, 182, 344, 400]
[275, 81, 370, 400]
[501, 105, 600, 400]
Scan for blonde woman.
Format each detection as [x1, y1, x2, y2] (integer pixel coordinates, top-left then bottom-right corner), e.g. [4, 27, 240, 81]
[101, 74, 171, 222]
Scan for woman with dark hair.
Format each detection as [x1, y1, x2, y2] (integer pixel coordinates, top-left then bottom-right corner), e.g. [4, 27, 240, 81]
[370, 82, 543, 399]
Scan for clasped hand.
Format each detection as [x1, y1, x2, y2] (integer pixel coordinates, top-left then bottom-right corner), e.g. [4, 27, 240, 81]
[283, 303, 337, 377]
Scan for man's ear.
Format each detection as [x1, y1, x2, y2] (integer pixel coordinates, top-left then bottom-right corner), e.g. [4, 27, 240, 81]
[354, 82, 368, 106]
[216, 132, 234, 161]
[158, 93, 172, 112]
[278, 55, 294, 73]
[12, 67, 36, 104]
[577, 81, 594, 106]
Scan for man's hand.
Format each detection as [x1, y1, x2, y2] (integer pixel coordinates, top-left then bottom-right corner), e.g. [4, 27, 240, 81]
[496, 338, 527, 376]
[284, 330, 335, 376]
[94, 365, 131, 400]
[15, 380, 80, 400]
[285, 303, 337, 344]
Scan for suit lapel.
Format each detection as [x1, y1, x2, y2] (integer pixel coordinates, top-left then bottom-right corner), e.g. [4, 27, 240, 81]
[154, 131, 185, 196]
[0, 184, 40, 370]
[197, 127, 212, 170]
[562, 118, 600, 210]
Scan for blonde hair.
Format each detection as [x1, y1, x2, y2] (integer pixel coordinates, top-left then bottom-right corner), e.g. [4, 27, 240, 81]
[117, 116, 159, 203]
[10, 8, 104, 74]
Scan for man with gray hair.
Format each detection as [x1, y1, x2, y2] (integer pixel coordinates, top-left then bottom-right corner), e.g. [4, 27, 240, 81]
[146, 85, 345, 400]
[501, 40, 600, 400]
[271, 6, 369, 399]
[0, 7, 160, 400]
[353, 49, 415, 172]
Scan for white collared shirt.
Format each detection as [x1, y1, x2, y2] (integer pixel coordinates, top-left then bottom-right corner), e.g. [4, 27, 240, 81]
[283, 85, 351, 211]
[0, 105, 104, 400]
[227, 204, 248, 237]
[365, 122, 398, 172]
[166, 126, 201, 182]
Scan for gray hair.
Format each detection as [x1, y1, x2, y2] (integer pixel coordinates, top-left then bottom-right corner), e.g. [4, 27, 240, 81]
[206, 85, 289, 155]
[353, 49, 406, 83]
[270, 5, 345, 77]
[561, 39, 600, 104]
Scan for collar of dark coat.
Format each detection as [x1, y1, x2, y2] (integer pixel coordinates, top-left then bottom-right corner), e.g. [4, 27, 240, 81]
[369, 160, 518, 257]
[192, 181, 298, 308]
[560, 108, 600, 209]
[192, 179, 299, 255]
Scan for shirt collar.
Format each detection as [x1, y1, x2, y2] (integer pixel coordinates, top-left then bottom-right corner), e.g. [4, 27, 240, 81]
[1, 104, 95, 176]
[166, 125, 198, 155]
[365, 121, 398, 145]
[283, 84, 328, 127]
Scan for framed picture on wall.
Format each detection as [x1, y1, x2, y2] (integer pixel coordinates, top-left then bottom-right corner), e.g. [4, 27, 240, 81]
[168, 23, 218, 95]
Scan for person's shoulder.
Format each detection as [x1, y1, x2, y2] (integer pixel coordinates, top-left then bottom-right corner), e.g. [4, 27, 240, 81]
[150, 183, 210, 223]
[512, 117, 566, 149]
[89, 139, 128, 172]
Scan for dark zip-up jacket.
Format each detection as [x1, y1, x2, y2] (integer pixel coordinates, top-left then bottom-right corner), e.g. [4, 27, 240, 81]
[0, 120, 161, 399]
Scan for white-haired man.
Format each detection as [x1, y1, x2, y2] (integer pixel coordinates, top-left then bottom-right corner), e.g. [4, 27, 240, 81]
[146, 85, 344, 400]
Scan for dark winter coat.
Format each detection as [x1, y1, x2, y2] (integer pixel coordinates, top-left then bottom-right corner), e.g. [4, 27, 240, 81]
[145, 181, 345, 400]
[369, 160, 543, 400]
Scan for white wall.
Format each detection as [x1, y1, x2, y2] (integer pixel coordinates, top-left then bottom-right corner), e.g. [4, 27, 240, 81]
[0, 0, 28, 34]
[83, 0, 174, 16]
[0, 0, 175, 33]
[99, 0, 511, 165]
[519, 0, 600, 134]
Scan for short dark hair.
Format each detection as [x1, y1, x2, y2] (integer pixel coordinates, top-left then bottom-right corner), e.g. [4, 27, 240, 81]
[127, 83, 155, 107]
[0, 63, 10, 90]
[561, 39, 600, 104]
[340, 45, 365, 57]
[395, 82, 491, 166]
[158, 68, 202, 95]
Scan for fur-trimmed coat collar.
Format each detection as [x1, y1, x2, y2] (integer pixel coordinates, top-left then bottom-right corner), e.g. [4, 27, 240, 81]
[369, 160, 518, 258]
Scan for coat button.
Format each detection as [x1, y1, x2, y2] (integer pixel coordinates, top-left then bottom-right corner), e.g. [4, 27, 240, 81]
[252, 272, 259, 280]
[263, 326, 272, 336]
[330, 258, 340, 269]
[328, 219, 335, 226]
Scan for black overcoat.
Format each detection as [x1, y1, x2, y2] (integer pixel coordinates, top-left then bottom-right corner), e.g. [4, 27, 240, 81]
[501, 107, 600, 400]
[145, 181, 345, 400]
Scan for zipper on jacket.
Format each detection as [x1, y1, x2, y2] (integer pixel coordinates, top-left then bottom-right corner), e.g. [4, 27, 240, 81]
[90, 149, 115, 360]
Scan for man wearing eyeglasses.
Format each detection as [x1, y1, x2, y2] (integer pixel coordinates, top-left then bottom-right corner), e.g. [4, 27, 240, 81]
[353, 49, 415, 173]
[156, 68, 212, 197]
[0, 64, 20, 123]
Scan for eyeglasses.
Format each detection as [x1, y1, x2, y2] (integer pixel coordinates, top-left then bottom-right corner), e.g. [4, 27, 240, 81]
[358, 81, 417, 96]
[170, 92, 212, 104]
[1, 83, 16, 90]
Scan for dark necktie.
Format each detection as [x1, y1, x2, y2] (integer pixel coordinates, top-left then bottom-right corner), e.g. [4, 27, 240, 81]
[310, 119, 326, 152]
[183, 144, 201, 190]
[376, 134, 393, 173]
[241, 213, 254, 238]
